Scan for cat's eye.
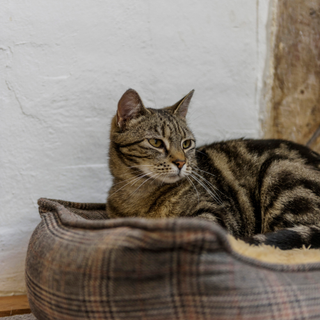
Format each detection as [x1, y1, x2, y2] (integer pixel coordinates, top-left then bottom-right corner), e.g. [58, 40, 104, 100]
[182, 140, 192, 149]
[149, 138, 163, 148]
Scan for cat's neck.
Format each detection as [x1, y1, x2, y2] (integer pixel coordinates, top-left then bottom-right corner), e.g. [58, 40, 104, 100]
[107, 175, 186, 218]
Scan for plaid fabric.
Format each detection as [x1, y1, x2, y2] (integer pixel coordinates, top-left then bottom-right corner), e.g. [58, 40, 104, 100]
[26, 198, 320, 320]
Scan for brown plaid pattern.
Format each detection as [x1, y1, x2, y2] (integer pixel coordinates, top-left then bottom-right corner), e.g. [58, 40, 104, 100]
[26, 198, 320, 320]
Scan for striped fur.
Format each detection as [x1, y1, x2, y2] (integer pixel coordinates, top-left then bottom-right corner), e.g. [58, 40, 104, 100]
[107, 89, 320, 249]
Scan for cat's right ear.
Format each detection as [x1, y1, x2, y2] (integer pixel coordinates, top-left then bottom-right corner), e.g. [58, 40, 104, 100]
[117, 89, 149, 130]
[165, 90, 194, 119]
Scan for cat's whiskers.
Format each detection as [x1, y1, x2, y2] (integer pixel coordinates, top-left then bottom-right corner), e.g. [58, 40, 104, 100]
[194, 165, 216, 178]
[193, 167, 230, 199]
[152, 173, 167, 186]
[129, 173, 160, 196]
[155, 172, 178, 185]
[192, 170, 220, 193]
[192, 171, 223, 204]
[190, 174, 221, 204]
[111, 172, 147, 187]
[130, 173, 150, 186]
[109, 173, 151, 197]
[190, 173, 222, 205]
[187, 176, 199, 204]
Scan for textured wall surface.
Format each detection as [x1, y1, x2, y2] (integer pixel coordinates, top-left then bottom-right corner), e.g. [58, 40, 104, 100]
[264, 0, 320, 152]
[1, 0, 270, 295]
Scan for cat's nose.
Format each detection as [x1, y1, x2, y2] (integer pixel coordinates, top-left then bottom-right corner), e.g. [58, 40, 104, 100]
[173, 159, 186, 169]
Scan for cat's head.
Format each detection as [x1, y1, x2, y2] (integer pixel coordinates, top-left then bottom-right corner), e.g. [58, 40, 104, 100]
[109, 89, 196, 184]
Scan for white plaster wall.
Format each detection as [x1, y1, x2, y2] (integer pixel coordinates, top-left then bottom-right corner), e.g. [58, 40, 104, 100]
[0, 0, 271, 295]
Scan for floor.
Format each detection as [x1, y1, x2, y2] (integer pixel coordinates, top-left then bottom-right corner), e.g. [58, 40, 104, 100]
[1, 315, 35, 320]
[0, 296, 31, 318]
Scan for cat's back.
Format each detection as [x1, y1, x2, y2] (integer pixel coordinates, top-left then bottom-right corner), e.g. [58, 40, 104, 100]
[194, 138, 320, 235]
[198, 138, 320, 171]
[196, 138, 320, 196]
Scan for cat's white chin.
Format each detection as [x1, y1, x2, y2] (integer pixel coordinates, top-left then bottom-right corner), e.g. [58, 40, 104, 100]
[160, 173, 187, 184]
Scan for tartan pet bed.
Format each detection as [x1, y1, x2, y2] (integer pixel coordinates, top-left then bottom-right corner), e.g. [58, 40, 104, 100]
[26, 198, 320, 320]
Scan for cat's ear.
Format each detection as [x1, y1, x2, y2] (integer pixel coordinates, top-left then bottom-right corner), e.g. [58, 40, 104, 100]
[117, 89, 149, 130]
[166, 90, 194, 119]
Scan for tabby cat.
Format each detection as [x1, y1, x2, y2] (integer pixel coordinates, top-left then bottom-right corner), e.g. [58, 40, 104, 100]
[107, 89, 320, 250]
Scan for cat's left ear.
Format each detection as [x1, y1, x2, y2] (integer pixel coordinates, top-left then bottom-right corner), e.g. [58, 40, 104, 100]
[166, 90, 194, 119]
[117, 89, 149, 130]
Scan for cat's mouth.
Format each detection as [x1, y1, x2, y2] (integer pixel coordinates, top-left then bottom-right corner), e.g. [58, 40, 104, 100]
[161, 175, 181, 183]
[159, 170, 189, 184]
[138, 165, 190, 184]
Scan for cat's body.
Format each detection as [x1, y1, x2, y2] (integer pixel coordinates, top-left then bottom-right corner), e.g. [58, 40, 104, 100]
[107, 89, 320, 249]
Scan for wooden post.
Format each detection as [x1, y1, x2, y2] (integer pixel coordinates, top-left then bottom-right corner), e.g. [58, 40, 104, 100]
[264, 0, 320, 152]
